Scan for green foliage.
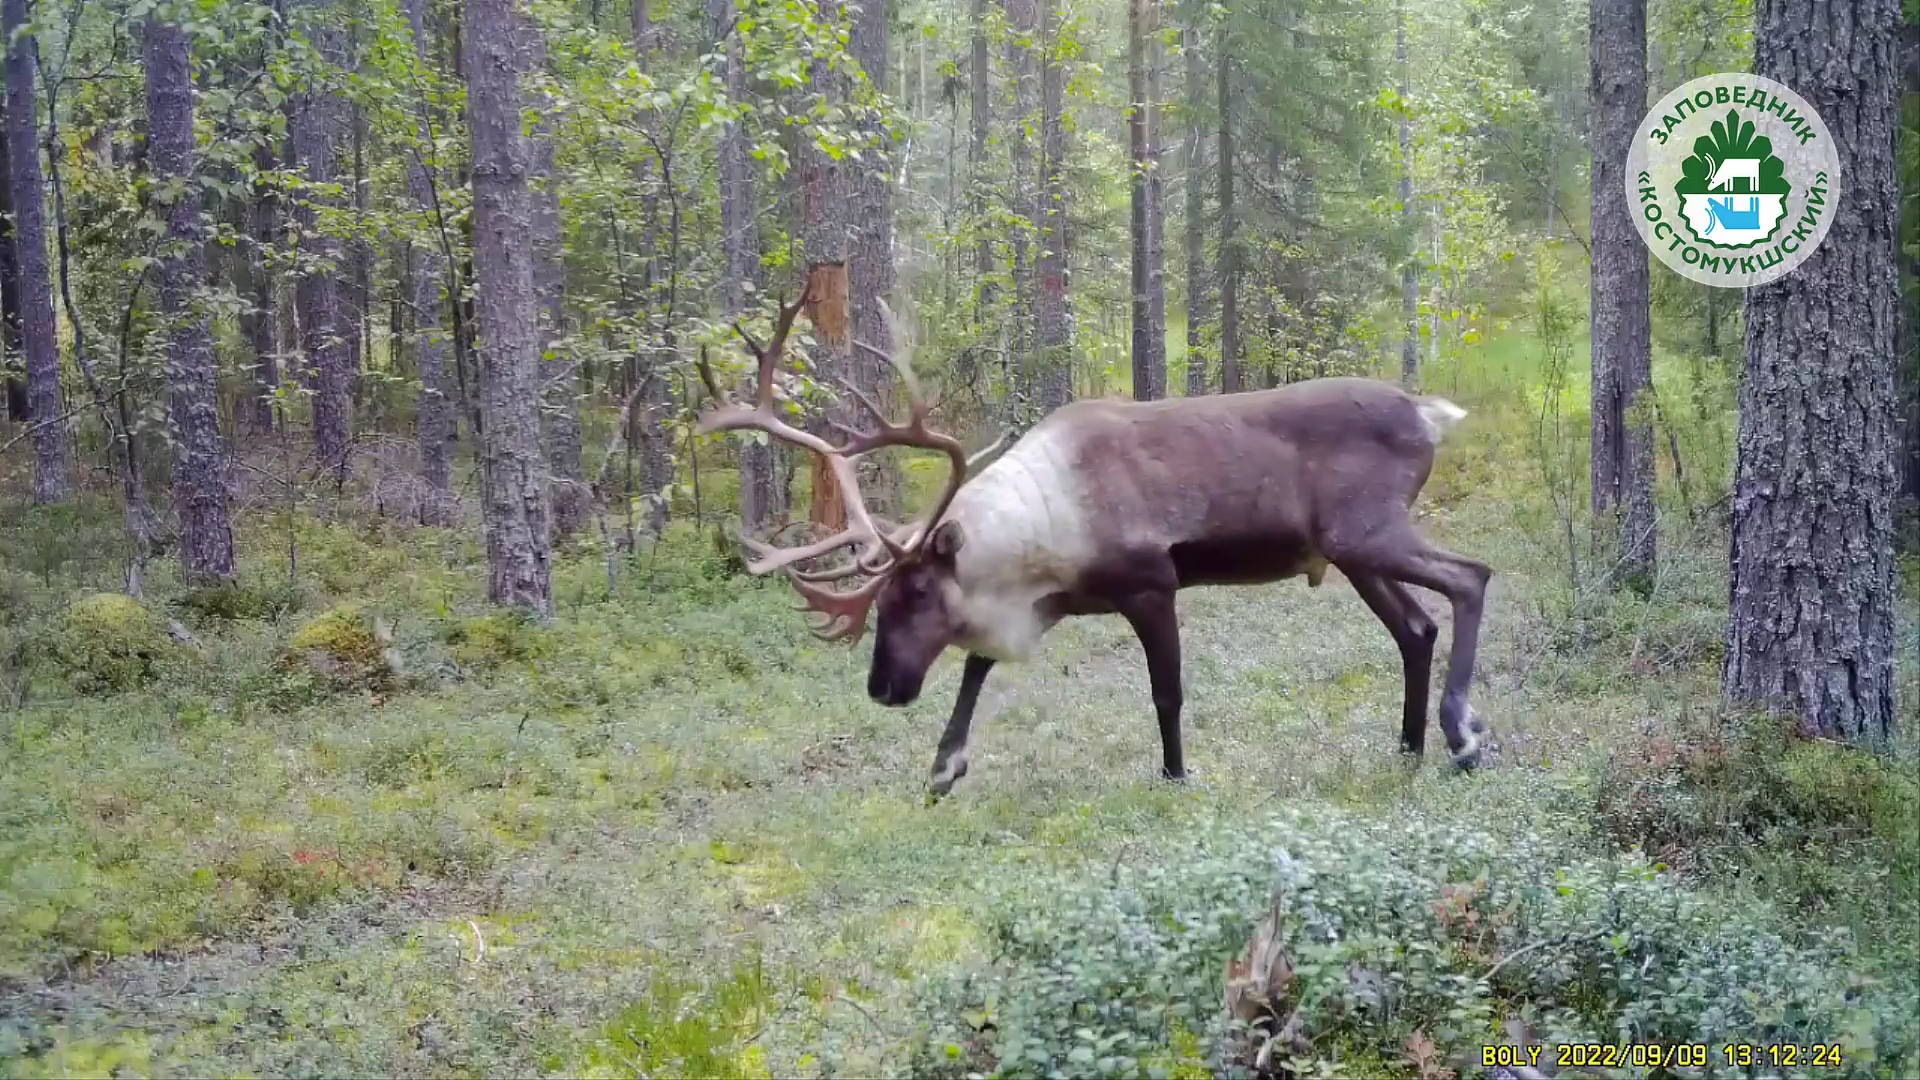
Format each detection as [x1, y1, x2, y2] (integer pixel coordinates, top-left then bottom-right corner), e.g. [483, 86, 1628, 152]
[44, 593, 179, 695]
[579, 960, 778, 1078]
[173, 580, 304, 626]
[443, 611, 549, 670]
[909, 805, 1919, 1079]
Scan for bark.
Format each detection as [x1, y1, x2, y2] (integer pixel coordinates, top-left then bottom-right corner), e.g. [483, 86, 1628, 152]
[1215, 24, 1239, 393]
[5, 0, 70, 502]
[1130, 0, 1157, 400]
[240, 138, 280, 433]
[1903, 19, 1920, 501]
[1006, 0, 1038, 414]
[711, 0, 780, 533]
[1587, 0, 1655, 587]
[849, 0, 905, 512]
[970, 0, 991, 310]
[0, 90, 20, 425]
[801, 1, 851, 529]
[630, 0, 672, 537]
[526, 29, 586, 539]
[1182, 18, 1207, 396]
[292, 11, 353, 483]
[144, 14, 235, 582]
[1143, 0, 1168, 402]
[1034, 4, 1070, 412]
[405, 0, 453, 522]
[1396, 0, 1417, 386]
[468, 0, 554, 613]
[1725, 0, 1900, 745]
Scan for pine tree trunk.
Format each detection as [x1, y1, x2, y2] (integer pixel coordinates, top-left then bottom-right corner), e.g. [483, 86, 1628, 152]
[5, 0, 70, 503]
[527, 30, 586, 539]
[240, 138, 280, 434]
[292, 12, 353, 483]
[849, 0, 902, 509]
[1183, 18, 1208, 396]
[1726, 0, 1900, 744]
[1588, 0, 1655, 588]
[801, 1, 850, 530]
[0, 95, 22, 424]
[1215, 25, 1240, 394]
[1143, 0, 1168, 402]
[1034, 8, 1071, 413]
[1006, 0, 1038, 417]
[144, 14, 235, 583]
[970, 0, 992, 313]
[405, 0, 454, 523]
[468, 0, 554, 614]
[631, 0, 672, 537]
[1396, 0, 1417, 387]
[713, 0, 779, 533]
[1129, 0, 1156, 401]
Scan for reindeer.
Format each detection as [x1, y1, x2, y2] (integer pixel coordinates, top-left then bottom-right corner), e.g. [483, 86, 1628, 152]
[698, 285, 1492, 800]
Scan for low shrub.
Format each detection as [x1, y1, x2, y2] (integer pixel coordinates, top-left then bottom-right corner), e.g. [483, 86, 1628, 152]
[172, 580, 303, 625]
[443, 611, 548, 670]
[44, 593, 178, 694]
[908, 805, 1918, 1079]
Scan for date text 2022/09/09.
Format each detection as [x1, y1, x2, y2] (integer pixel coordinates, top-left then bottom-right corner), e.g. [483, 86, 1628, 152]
[1483, 1042, 1845, 1072]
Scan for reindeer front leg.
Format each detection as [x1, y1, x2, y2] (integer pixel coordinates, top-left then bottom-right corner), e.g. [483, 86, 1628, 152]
[1117, 591, 1186, 781]
[927, 653, 996, 801]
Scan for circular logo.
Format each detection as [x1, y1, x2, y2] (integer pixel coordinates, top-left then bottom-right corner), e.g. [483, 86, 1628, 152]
[1626, 73, 1841, 289]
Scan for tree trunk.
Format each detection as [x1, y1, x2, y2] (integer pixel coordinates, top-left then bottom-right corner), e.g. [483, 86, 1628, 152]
[1129, 0, 1168, 402]
[144, 14, 235, 583]
[240, 138, 280, 434]
[467, 0, 554, 614]
[4, 0, 70, 503]
[0, 90, 22, 425]
[849, 0, 903, 508]
[526, 29, 586, 539]
[1006, 0, 1038, 417]
[1215, 24, 1239, 394]
[1143, 0, 1168, 402]
[713, 0, 780, 534]
[1183, 17, 1208, 396]
[1034, 5, 1071, 413]
[1588, 0, 1656, 588]
[1396, 0, 1417, 387]
[405, 0, 454, 523]
[970, 0, 992, 313]
[1725, 0, 1900, 745]
[800, 2, 850, 529]
[629, 0, 673, 537]
[292, 11, 353, 484]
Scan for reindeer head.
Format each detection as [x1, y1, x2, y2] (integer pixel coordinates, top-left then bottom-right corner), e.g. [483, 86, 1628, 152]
[695, 276, 1000, 707]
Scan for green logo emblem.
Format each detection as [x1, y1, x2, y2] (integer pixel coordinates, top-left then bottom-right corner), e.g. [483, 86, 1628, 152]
[1673, 109, 1790, 249]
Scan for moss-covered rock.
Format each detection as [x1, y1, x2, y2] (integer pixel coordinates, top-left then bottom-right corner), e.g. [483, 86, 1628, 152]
[48, 593, 177, 694]
[281, 604, 399, 691]
[443, 612, 547, 670]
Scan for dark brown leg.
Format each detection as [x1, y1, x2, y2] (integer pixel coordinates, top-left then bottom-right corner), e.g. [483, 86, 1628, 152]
[1347, 572, 1438, 755]
[1336, 525, 1492, 767]
[927, 653, 996, 799]
[1116, 589, 1186, 780]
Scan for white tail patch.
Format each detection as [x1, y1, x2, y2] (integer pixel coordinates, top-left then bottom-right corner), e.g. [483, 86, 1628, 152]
[1416, 397, 1468, 443]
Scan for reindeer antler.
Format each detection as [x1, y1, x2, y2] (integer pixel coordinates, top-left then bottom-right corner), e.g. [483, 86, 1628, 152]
[695, 272, 979, 645]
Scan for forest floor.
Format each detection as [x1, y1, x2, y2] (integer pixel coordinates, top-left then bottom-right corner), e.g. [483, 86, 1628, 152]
[2, 342, 1918, 1077]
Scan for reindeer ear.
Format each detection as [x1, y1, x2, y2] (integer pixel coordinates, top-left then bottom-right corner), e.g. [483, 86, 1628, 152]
[929, 519, 965, 560]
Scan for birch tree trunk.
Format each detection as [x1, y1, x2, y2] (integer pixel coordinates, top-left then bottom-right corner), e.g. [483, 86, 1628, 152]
[1587, 0, 1655, 588]
[144, 13, 236, 582]
[1725, 0, 1900, 744]
[468, 0, 554, 613]
[5, 0, 70, 502]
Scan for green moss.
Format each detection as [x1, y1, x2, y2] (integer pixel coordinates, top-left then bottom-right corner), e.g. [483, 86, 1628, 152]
[445, 612, 547, 669]
[281, 603, 394, 691]
[46, 592, 177, 694]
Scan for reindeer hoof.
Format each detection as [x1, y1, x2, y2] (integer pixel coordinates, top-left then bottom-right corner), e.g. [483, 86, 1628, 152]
[1449, 723, 1484, 772]
[926, 754, 969, 803]
[1159, 765, 1188, 783]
